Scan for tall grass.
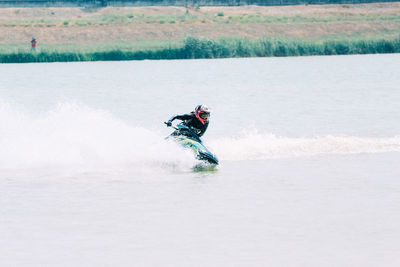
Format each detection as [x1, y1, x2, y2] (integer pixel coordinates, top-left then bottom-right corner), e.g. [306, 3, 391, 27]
[1, 36, 400, 63]
[0, 12, 199, 27]
[216, 14, 400, 25]
[2, 12, 399, 27]
[176, 36, 400, 58]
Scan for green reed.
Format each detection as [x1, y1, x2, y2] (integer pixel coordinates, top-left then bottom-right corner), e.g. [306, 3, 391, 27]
[178, 36, 400, 59]
[1, 36, 399, 63]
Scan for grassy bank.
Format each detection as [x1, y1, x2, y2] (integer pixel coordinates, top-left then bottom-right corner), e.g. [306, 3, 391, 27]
[1, 36, 400, 63]
[3, 12, 400, 27]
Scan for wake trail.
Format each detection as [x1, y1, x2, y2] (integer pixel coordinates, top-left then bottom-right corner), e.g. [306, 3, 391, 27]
[1, 101, 399, 171]
[209, 132, 400, 161]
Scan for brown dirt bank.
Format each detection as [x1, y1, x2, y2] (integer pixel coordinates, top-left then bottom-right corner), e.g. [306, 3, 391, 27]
[1, 3, 400, 44]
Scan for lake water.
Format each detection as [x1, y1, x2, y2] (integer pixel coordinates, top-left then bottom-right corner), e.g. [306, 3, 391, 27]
[1, 54, 400, 266]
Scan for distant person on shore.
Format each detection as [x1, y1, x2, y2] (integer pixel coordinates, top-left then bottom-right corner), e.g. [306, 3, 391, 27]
[31, 38, 37, 51]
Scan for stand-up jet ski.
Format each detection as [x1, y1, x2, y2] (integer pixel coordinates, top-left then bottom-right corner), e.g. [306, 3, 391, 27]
[165, 123, 219, 165]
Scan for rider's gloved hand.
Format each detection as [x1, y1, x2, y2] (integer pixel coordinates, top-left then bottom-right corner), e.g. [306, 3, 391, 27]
[165, 121, 172, 127]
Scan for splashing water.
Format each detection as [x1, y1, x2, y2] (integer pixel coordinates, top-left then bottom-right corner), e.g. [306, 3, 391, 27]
[209, 131, 400, 161]
[1, 101, 399, 172]
[0, 101, 196, 171]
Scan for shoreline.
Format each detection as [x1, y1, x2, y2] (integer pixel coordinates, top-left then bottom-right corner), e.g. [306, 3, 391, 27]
[1, 3, 400, 63]
[2, 36, 399, 63]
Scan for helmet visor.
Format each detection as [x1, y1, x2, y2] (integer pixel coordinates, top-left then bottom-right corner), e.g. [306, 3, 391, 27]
[199, 112, 210, 120]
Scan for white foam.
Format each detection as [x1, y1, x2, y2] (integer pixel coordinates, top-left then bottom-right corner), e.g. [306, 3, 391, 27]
[0, 101, 195, 171]
[1, 101, 399, 171]
[209, 130, 400, 161]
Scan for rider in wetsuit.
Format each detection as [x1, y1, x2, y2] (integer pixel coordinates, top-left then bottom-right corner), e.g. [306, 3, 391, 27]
[165, 105, 211, 137]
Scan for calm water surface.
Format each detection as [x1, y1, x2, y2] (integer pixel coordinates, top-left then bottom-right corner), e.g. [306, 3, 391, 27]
[1, 54, 400, 266]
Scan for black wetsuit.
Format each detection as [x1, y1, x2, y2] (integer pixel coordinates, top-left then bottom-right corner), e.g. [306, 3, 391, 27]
[168, 112, 209, 137]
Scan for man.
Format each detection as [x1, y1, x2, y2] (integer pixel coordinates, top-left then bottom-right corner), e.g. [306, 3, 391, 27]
[31, 38, 37, 51]
[165, 105, 211, 137]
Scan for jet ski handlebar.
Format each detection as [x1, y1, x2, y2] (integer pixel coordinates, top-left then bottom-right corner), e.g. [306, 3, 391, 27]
[164, 122, 202, 143]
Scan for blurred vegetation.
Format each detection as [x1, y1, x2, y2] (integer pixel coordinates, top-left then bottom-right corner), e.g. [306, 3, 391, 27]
[1, 13, 399, 26]
[1, 36, 400, 63]
[0, 12, 200, 26]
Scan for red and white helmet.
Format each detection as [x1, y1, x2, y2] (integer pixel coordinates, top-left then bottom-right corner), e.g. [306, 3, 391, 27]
[195, 105, 211, 125]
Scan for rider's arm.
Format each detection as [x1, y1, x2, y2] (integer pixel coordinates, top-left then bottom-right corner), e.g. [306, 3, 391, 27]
[197, 122, 209, 137]
[167, 113, 192, 124]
